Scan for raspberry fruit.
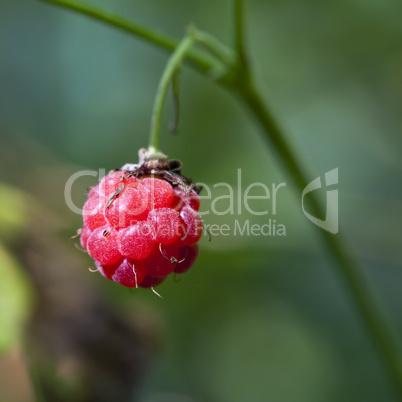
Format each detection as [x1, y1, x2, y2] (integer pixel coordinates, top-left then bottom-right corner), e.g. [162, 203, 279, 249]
[78, 149, 202, 291]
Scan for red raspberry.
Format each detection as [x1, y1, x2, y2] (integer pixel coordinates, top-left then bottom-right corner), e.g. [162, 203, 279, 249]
[144, 245, 179, 277]
[147, 208, 182, 245]
[95, 259, 119, 279]
[174, 244, 199, 274]
[83, 195, 107, 230]
[178, 206, 203, 245]
[80, 226, 92, 249]
[87, 184, 100, 199]
[171, 188, 200, 212]
[87, 226, 121, 265]
[78, 154, 203, 291]
[99, 171, 136, 198]
[119, 221, 155, 260]
[105, 183, 149, 228]
[142, 177, 174, 209]
[111, 259, 146, 288]
[139, 275, 166, 288]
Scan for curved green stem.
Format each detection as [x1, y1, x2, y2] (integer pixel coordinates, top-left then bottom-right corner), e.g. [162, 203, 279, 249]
[148, 27, 235, 153]
[37, 0, 219, 77]
[235, 78, 402, 395]
[234, 0, 247, 66]
[37, 0, 402, 395]
[194, 30, 236, 67]
[148, 31, 196, 153]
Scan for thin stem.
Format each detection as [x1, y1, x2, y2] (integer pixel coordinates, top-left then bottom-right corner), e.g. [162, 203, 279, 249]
[234, 0, 247, 66]
[37, 0, 219, 78]
[194, 29, 236, 67]
[236, 79, 402, 396]
[148, 32, 196, 153]
[169, 69, 181, 134]
[148, 28, 235, 152]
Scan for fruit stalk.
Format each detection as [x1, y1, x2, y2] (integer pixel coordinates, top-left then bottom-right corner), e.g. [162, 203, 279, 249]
[148, 31, 196, 154]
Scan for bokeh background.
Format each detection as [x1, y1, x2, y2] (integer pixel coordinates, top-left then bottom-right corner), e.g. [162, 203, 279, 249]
[1, 0, 402, 401]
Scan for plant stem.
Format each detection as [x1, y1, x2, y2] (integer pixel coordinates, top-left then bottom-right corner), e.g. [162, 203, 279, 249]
[233, 2, 402, 392]
[194, 30, 236, 67]
[148, 31, 196, 153]
[235, 78, 402, 395]
[36, 0, 219, 77]
[234, 0, 247, 66]
[148, 27, 236, 153]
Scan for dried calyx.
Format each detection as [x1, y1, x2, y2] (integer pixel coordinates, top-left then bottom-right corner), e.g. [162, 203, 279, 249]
[120, 148, 202, 195]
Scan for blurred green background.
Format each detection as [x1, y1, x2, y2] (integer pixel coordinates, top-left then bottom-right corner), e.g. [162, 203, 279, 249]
[0, 0, 402, 401]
